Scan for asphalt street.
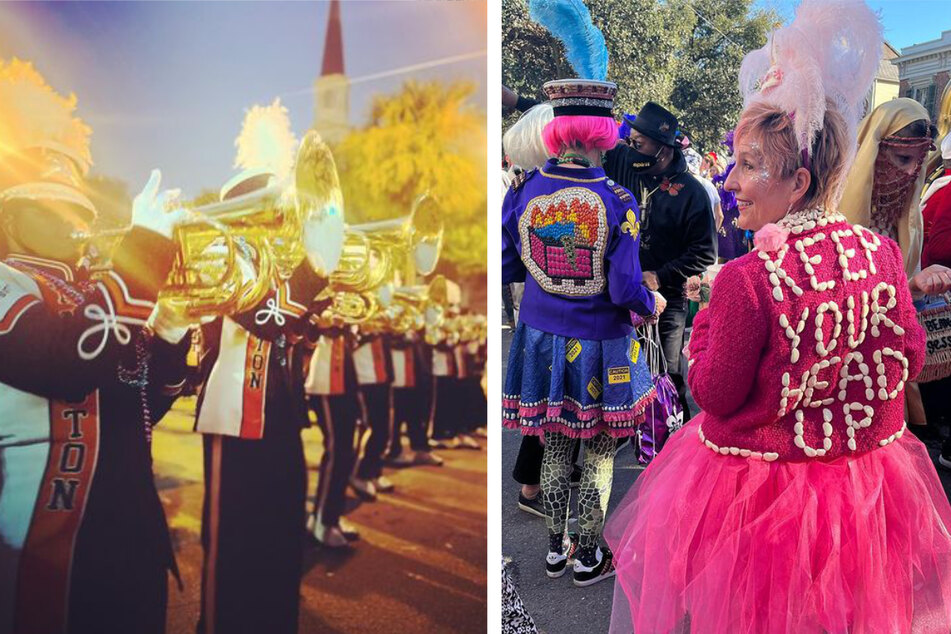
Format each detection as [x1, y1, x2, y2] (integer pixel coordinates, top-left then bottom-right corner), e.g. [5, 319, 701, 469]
[499, 326, 951, 634]
[153, 397, 487, 634]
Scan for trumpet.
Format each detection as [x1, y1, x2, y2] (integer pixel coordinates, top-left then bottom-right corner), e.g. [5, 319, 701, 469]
[75, 131, 342, 317]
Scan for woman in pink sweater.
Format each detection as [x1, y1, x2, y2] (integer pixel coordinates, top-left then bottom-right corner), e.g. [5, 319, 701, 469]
[606, 2, 951, 632]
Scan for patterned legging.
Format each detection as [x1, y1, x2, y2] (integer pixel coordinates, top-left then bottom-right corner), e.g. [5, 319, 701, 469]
[541, 431, 616, 555]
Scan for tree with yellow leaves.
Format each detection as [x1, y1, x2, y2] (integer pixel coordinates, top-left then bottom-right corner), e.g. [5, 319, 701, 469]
[334, 80, 487, 277]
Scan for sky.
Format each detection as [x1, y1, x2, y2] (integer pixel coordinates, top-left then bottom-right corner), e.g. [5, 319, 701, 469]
[755, 0, 951, 50]
[0, 1, 487, 197]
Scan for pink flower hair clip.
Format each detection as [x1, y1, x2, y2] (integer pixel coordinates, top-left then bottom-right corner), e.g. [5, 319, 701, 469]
[753, 223, 790, 252]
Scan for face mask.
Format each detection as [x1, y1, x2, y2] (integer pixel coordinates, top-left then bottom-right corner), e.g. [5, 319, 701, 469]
[622, 144, 664, 172]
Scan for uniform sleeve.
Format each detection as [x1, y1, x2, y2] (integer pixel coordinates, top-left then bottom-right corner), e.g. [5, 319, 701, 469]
[655, 188, 717, 290]
[230, 262, 328, 342]
[605, 200, 655, 316]
[502, 187, 527, 284]
[0, 228, 175, 401]
[687, 262, 768, 416]
[147, 334, 191, 422]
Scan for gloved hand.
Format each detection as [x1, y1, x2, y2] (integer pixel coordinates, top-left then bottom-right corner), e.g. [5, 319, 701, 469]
[303, 201, 345, 276]
[149, 300, 198, 344]
[132, 169, 188, 240]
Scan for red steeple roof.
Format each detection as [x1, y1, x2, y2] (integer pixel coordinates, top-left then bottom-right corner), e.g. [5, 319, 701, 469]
[321, 0, 344, 76]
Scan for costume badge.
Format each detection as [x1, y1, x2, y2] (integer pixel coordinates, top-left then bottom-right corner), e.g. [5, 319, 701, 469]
[629, 339, 641, 363]
[608, 366, 631, 384]
[587, 377, 603, 399]
[608, 181, 632, 203]
[565, 338, 582, 362]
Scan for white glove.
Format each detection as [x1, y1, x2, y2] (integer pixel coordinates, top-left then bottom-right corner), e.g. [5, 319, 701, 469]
[131, 169, 188, 240]
[148, 300, 197, 344]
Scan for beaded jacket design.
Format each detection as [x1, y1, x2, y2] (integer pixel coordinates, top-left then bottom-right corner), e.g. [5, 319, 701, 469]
[688, 208, 926, 462]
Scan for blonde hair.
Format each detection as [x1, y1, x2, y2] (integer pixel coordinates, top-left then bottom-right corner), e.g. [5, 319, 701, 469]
[503, 104, 554, 171]
[734, 99, 850, 211]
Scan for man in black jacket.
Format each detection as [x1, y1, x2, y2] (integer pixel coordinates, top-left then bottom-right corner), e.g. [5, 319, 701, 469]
[603, 103, 716, 421]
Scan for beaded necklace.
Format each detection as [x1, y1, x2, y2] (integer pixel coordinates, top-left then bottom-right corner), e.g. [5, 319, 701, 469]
[556, 153, 592, 168]
[8, 260, 156, 449]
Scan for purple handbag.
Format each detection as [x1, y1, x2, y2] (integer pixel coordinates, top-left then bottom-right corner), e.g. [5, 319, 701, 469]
[634, 323, 684, 464]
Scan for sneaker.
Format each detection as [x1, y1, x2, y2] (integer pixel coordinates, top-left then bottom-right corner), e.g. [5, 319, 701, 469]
[458, 434, 481, 450]
[385, 453, 416, 468]
[412, 450, 444, 467]
[430, 437, 461, 450]
[349, 477, 378, 501]
[940, 436, 951, 470]
[573, 546, 616, 587]
[374, 475, 395, 493]
[338, 516, 360, 541]
[545, 533, 580, 578]
[313, 523, 350, 549]
[517, 492, 546, 518]
[473, 427, 488, 439]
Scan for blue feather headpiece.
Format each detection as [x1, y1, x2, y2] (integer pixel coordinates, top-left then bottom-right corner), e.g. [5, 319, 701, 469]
[528, 0, 608, 81]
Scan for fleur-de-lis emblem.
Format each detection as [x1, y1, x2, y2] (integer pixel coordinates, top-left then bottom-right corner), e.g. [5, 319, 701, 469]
[620, 208, 639, 239]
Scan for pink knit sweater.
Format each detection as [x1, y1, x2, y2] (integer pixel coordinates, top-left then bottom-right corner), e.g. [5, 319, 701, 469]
[688, 208, 925, 462]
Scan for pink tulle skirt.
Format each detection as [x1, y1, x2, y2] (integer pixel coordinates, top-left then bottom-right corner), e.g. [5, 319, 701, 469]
[605, 414, 951, 634]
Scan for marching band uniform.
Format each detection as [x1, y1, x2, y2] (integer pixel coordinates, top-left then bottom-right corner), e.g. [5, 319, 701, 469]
[0, 236, 188, 634]
[431, 336, 462, 446]
[388, 331, 437, 463]
[303, 325, 360, 542]
[352, 329, 394, 493]
[195, 258, 326, 634]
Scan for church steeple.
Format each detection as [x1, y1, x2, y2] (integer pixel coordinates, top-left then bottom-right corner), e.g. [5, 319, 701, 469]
[321, 0, 344, 76]
[314, 0, 349, 145]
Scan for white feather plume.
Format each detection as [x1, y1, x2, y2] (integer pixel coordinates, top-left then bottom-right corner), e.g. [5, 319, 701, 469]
[233, 98, 298, 180]
[738, 0, 883, 169]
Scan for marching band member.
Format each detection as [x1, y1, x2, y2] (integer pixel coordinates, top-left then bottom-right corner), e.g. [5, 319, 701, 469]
[387, 321, 443, 467]
[0, 62, 190, 634]
[350, 321, 396, 499]
[430, 281, 469, 450]
[194, 162, 343, 634]
[303, 316, 362, 548]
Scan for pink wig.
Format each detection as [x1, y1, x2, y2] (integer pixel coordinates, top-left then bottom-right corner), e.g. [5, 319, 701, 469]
[542, 115, 617, 156]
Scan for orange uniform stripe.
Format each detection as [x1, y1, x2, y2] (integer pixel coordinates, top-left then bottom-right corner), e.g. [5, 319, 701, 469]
[330, 337, 346, 394]
[371, 339, 386, 384]
[15, 393, 100, 634]
[240, 336, 270, 439]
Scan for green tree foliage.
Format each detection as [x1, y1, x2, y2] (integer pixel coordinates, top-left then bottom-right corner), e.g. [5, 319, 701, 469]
[503, 0, 778, 152]
[335, 80, 487, 277]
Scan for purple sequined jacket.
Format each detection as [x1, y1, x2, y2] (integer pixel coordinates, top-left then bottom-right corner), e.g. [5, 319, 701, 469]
[502, 160, 655, 340]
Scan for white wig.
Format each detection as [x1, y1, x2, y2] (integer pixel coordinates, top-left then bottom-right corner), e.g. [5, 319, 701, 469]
[503, 103, 554, 171]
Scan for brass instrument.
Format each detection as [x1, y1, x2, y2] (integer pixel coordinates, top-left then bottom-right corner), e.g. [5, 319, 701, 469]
[75, 131, 342, 318]
[321, 194, 444, 326]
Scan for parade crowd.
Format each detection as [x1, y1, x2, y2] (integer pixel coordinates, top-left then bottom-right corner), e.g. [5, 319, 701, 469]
[0, 63, 486, 634]
[501, 0, 951, 632]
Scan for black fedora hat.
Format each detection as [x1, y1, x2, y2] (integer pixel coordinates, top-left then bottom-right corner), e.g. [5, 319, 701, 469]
[630, 102, 679, 147]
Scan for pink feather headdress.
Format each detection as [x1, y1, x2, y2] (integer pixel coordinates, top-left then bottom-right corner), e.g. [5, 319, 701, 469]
[738, 0, 883, 170]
